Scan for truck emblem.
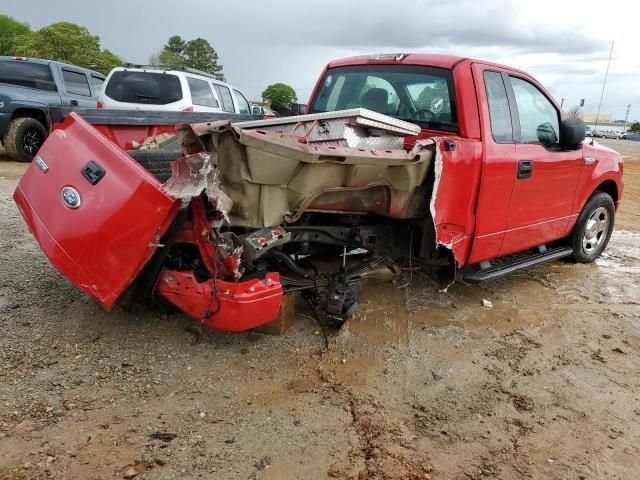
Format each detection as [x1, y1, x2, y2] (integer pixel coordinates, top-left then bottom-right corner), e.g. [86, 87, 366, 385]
[60, 186, 81, 209]
[35, 155, 49, 173]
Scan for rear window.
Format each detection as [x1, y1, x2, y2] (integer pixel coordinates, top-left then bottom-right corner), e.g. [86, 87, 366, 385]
[309, 64, 458, 132]
[104, 71, 182, 105]
[187, 77, 218, 108]
[0, 61, 57, 91]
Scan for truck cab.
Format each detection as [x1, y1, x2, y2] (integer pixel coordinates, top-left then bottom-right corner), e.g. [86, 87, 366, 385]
[306, 53, 623, 273]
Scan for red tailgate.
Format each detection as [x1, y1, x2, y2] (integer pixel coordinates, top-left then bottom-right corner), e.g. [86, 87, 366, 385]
[13, 113, 180, 309]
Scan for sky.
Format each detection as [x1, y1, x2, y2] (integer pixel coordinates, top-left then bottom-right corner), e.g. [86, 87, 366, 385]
[2, 0, 638, 121]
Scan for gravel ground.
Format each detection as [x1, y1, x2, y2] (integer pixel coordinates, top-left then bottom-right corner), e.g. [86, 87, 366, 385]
[1, 140, 640, 479]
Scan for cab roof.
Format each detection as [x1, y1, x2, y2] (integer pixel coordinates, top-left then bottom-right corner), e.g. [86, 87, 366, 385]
[327, 53, 529, 76]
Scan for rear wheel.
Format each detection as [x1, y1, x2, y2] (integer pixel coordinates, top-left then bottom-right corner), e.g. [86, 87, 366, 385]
[569, 191, 615, 263]
[3, 117, 47, 162]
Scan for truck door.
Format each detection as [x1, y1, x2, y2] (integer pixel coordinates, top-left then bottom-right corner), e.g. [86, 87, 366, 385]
[467, 68, 517, 264]
[499, 75, 582, 256]
[60, 68, 98, 107]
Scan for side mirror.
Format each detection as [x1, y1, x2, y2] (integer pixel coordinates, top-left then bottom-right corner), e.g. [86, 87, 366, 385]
[559, 117, 586, 150]
[251, 105, 263, 116]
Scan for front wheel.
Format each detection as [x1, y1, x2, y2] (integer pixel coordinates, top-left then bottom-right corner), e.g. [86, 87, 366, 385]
[569, 191, 615, 263]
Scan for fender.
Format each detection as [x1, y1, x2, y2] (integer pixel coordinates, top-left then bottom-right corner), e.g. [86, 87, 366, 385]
[573, 141, 624, 215]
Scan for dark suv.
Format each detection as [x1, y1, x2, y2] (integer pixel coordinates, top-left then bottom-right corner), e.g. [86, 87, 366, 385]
[0, 56, 105, 161]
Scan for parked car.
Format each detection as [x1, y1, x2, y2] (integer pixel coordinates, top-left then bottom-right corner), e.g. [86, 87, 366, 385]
[13, 53, 623, 333]
[625, 133, 640, 141]
[592, 130, 619, 139]
[98, 64, 252, 115]
[0, 56, 105, 161]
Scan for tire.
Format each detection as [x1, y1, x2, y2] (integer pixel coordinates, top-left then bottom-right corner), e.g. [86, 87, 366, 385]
[569, 191, 615, 263]
[3, 117, 48, 162]
[126, 149, 182, 182]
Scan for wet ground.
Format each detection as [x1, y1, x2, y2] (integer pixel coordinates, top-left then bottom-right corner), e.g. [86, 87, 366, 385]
[1, 140, 640, 479]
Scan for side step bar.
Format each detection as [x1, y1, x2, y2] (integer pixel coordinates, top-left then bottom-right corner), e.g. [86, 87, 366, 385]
[463, 246, 573, 283]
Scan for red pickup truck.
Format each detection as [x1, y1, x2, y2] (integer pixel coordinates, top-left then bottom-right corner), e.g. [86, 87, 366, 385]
[13, 53, 623, 331]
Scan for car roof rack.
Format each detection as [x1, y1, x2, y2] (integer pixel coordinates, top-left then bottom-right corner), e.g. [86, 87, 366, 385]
[122, 63, 221, 81]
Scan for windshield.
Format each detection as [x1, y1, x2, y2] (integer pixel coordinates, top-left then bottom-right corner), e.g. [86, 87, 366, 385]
[309, 64, 458, 132]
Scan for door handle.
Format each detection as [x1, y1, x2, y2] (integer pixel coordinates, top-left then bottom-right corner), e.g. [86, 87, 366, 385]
[70, 100, 79, 106]
[517, 160, 533, 179]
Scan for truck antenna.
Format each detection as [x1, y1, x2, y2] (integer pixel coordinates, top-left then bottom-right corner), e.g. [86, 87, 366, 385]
[592, 41, 614, 145]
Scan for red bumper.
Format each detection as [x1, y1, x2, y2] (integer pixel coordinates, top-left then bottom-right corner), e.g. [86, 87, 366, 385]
[156, 270, 283, 331]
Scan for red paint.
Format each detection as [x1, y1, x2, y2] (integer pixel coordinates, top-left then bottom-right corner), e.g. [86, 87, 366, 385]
[157, 271, 283, 331]
[14, 113, 180, 309]
[13, 53, 625, 335]
[93, 124, 177, 150]
[309, 54, 623, 266]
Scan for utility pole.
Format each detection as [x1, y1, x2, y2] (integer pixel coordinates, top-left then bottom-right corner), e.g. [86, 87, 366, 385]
[594, 40, 614, 136]
[560, 98, 565, 109]
[623, 104, 631, 133]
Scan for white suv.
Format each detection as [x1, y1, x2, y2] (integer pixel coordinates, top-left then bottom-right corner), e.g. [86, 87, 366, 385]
[98, 64, 252, 114]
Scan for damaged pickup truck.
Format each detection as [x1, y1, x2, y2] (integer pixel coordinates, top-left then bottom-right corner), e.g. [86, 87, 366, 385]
[13, 53, 623, 331]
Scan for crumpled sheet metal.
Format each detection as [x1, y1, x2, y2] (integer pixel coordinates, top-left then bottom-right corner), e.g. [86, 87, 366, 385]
[168, 120, 435, 228]
[160, 152, 232, 225]
[207, 123, 435, 227]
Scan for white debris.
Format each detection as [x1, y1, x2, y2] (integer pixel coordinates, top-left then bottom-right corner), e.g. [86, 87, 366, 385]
[481, 299, 493, 308]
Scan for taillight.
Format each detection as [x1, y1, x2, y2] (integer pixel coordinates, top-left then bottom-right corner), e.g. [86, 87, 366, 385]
[96, 101, 103, 109]
[182, 106, 194, 112]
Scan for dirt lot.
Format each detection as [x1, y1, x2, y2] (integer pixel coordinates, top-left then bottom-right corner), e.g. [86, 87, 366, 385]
[1, 140, 639, 480]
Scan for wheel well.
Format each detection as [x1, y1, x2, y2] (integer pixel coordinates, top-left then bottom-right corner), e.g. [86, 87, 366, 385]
[10, 108, 48, 129]
[595, 180, 618, 204]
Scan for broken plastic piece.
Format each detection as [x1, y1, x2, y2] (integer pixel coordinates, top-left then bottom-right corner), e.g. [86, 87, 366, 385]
[157, 270, 283, 331]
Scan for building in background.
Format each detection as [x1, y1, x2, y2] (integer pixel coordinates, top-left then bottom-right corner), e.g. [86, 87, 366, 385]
[577, 112, 626, 135]
[580, 112, 613, 123]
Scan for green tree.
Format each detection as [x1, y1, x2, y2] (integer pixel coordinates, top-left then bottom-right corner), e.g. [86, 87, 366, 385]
[95, 49, 123, 74]
[151, 35, 224, 80]
[12, 22, 123, 74]
[262, 83, 297, 107]
[630, 122, 640, 133]
[184, 38, 224, 80]
[152, 35, 186, 68]
[0, 15, 31, 56]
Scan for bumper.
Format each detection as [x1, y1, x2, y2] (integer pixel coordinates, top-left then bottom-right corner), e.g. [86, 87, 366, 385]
[157, 270, 283, 331]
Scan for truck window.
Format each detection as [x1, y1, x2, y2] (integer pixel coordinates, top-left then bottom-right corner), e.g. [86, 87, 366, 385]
[483, 71, 513, 142]
[104, 71, 183, 105]
[233, 89, 251, 114]
[213, 84, 235, 112]
[91, 75, 105, 95]
[187, 77, 219, 108]
[309, 64, 457, 132]
[0, 61, 57, 91]
[509, 76, 559, 147]
[62, 69, 92, 96]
